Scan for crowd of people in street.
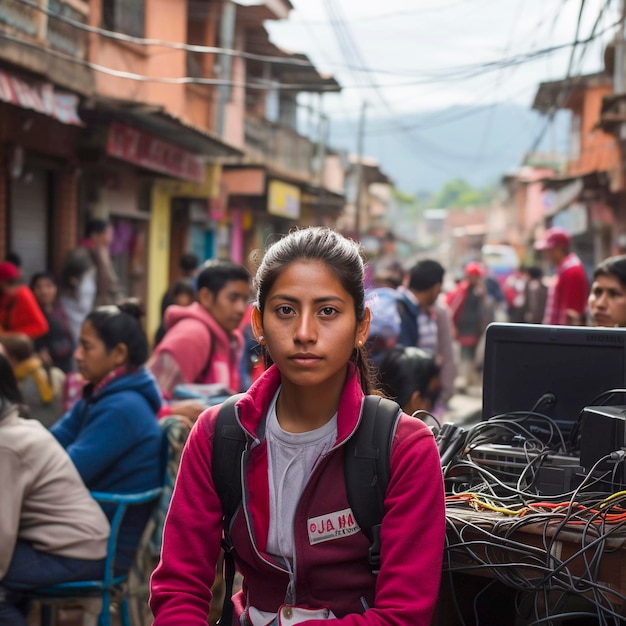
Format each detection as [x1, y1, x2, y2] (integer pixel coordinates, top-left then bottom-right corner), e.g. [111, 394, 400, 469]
[2, 221, 626, 624]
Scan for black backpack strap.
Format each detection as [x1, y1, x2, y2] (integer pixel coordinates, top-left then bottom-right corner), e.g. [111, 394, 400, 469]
[344, 395, 401, 575]
[211, 393, 245, 626]
[199, 329, 216, 382]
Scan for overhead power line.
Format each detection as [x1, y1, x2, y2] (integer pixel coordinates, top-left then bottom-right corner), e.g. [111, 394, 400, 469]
[298, 0, 475, 24]
[15, 0, 315, 67]
[526, 0, 610, 156]
[0, 30, 331, 90]
[11, 0, 623, 86]
[4, 22, 619, 95]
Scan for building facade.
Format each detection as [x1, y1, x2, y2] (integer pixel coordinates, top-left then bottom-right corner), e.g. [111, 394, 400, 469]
[1, 0, 348, 341]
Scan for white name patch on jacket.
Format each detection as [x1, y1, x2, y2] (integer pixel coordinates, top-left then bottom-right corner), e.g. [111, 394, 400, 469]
[307, 508, 360, 545]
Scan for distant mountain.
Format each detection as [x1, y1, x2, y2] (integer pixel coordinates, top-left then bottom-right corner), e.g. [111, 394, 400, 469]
[325, 103, 570, 194]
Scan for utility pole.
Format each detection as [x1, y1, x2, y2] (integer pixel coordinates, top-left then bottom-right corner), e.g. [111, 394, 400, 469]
[216, 0, 236, 138]
[317, 94, 328, 225]
[615, 0, 626, 180]
[317, 95, 327, 184]
[354, 100, 367, 239]
[615, 0, 626, 93]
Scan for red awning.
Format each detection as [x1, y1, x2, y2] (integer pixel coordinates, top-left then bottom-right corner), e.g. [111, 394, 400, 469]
[0, 69, 82, 126]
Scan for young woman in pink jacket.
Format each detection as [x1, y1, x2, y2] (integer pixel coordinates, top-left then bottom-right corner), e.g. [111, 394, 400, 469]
[150, 227, 446, 625]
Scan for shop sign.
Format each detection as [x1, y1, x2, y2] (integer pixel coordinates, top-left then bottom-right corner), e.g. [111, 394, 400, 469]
[0, 69, 82, 126]
[268, 180, 300, 219]
[106, 122, 205, 183]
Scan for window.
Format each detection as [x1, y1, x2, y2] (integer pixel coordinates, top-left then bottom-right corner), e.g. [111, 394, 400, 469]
[102, 0, 145, 38]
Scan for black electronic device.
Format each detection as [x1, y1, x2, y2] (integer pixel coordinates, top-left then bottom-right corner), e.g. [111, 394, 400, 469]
[482, 323, 626, 441]
[580, 405, 626, 472]
[468, 443, 583, 494]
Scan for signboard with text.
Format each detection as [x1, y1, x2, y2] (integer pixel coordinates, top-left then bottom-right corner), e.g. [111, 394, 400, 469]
[0, 69, 82, 126]
[267, 179, 300, 219]
[106, 122, 205, 183]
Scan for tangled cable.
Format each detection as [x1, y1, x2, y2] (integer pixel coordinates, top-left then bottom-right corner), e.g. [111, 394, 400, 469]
[441, 412, 626, 625]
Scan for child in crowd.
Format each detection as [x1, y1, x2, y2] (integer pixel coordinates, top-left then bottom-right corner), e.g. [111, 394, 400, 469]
[1, 333, 65, 428]
[150, 227, 445, 625]
[0, 262, 48, 340]
[153, 279, 196, 346]
[378, 344, 441, 418]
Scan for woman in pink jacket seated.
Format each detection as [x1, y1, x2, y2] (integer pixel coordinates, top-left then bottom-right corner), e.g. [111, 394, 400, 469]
[150, 227, 446, 626]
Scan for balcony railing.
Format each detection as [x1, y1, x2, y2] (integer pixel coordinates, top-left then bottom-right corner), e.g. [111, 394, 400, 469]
[245, 115, 316, 179]
[0, 0, 89, 60]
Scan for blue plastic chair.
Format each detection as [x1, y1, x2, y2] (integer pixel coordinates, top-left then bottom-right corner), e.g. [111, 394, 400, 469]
[31, 487, 162, 626]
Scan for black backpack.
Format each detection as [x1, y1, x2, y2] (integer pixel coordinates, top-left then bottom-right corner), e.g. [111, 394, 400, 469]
[212, 393, 402, 624]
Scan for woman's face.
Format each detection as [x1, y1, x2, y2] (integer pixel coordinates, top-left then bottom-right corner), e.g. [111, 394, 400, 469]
[254, 260, 369, 393]
[32, 276, 57, 306]
[74, 320, 126, 384]
[589, 274, 626, 328]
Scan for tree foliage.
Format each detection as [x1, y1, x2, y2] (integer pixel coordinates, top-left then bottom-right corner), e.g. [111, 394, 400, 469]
[431, 178, 492, 209]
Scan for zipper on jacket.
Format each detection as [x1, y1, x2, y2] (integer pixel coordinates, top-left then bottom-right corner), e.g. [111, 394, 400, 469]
[285, 579, 296, 606]
[239, 435, 289, 577]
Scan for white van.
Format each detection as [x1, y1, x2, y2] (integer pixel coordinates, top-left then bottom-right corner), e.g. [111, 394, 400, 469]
[481, 244, 520, 284]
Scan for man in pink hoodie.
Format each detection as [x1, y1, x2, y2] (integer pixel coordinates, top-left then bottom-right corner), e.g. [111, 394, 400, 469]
[148, 260, 250, 399]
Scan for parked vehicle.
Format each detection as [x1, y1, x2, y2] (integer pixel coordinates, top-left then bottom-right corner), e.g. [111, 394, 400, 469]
[481, 244, 520, 286]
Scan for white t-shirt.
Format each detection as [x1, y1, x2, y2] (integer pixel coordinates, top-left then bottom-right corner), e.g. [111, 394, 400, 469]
[248, 390, 338, 625]
[265, 389, 337, 564]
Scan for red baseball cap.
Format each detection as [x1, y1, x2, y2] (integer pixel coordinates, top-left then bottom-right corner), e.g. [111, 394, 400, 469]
[534, 227, 571, 251]
[0, 261, 20, 283]
[465, 261, 485, 277]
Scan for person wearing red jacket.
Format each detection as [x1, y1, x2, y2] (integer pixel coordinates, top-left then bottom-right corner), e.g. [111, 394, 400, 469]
[534, 227, 589, 325]
[150, 227, 446, 626]
[0, 262, 48, 340]
[446, 261, 494, 391]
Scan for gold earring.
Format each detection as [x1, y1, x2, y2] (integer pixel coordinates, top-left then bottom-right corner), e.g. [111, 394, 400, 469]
[357, 340, 363, 348]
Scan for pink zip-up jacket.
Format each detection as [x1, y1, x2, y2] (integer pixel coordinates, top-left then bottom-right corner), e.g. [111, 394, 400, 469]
[150, 364, 446, 625]
[152, 302, 243, 393]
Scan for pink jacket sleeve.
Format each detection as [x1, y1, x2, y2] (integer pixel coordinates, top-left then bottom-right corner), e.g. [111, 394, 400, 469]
[153, 319, 212, 386]
[306, 415, 446, 626]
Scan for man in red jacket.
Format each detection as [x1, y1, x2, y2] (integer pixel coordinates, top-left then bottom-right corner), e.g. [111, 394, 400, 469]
[0, 262, 48, 340]
[534, 227, 589, 325]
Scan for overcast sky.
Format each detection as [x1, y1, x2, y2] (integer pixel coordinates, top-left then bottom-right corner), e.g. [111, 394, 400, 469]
[266, 0, 620, 119]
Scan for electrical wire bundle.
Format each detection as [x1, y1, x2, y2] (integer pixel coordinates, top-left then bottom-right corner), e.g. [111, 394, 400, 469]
[439, 407, 570, 499]
[440, 410, 626, 625]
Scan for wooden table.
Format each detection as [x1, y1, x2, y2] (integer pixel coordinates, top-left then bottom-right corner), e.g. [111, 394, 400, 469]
[433, 506, 626, 625]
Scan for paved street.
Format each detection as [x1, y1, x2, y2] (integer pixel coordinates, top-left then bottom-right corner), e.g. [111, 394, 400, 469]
[443, 388, 483, 429]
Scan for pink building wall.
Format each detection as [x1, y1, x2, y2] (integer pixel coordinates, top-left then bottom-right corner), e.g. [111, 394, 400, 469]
[568, 85, 619, 178]
[524, 167, 555, 227]
[223, 28, 247, 148]
[88, 0, 215, 130]
[88, 1, 152, 104]
[323, 155, 345, 194]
